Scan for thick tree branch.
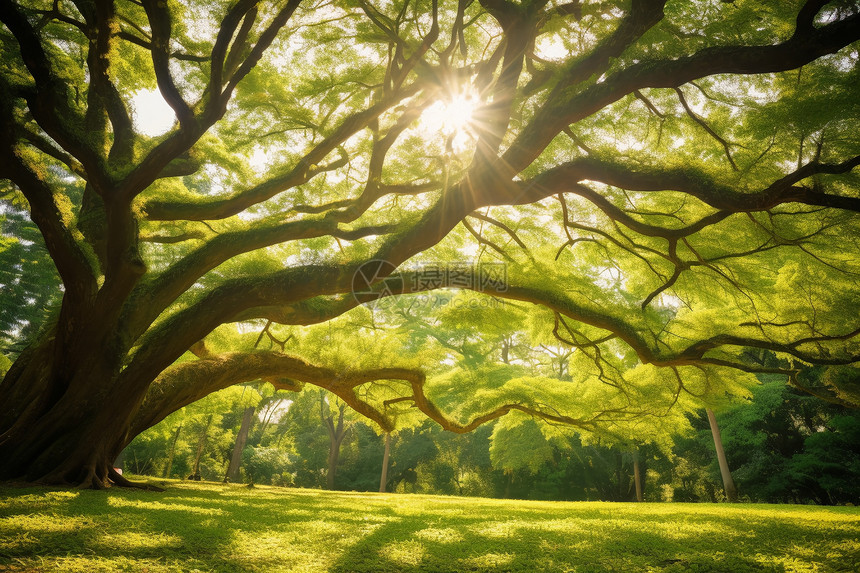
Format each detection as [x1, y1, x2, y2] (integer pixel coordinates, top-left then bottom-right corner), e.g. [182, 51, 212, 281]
[511, 156, 860, 214]
[0, 81, 97, 299]
[0, 1, 111, 192]
[79, 0, 136, 163]
[680, 327, 860, 366]
[217, 0, 303, 121]
[118, 0, 302, 204]
[504, 8, 860, 174]
[127, 219, 397, 337]
[472, 2, 532, 157]
[122, 137, 860, 399]
[115, 30, 210, 62]
[141, 0, 194, 126]
[17, 127, 87, 179]
[547, 0, 667, 100]
[131, 350, 599, 444]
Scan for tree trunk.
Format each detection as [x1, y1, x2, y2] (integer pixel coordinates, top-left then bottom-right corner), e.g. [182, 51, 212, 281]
[379, 432, 391, 493]
[633, 452, 643, 502]
[322, 394, 349, 490]
[164, 423, 182, 479]
[225, 406, 255, 483]
[326, 436, 339, 490]
[0, 331, 157, 488]
[707, 408, 738, 502]
[191, 414, 213, 479]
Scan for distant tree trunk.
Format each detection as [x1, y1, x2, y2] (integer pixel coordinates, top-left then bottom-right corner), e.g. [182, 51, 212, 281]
[225, 406, 255, 483]
[322, 392, 349, 490]
[633, 451, 643, 502]
[501, 337, 510, 364]
[707, 408, 738, 502]
[191, 415, 213, 479]
[379, 433, 391, 493]
[164, 423, 182, 478]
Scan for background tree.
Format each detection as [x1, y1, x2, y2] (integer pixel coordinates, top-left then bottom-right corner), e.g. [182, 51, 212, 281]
[2, 0, 860, 487]
[321, 391, 352, 489]
[225, 405, 256, 483]
[123, 384, 260, 479]
[379, 432, 391, 493]
[712, 375, 860, 504]
[706, 407, 738, 502]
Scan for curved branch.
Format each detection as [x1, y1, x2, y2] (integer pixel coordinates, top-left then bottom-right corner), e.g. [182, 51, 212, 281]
[118, 0, 301, 202]
[546, 0, 667, 100]
[0, 1, 110, 192]
[673, 86, 737, 171]
[124, 142, 860, 398]
[126, 220, 397, 338]
[17, 127, 87, 179]
[0, 81, 97, 299]
[512, 156, 860, 214]
[679, 327, 860, 366]
[81, 0, 135, 164]
[130, 350, 597, 443]
[115, 30, 210, 62]
[141, 0, 194, 125]
[469, 211, 530, 252]
[218, 0, 303, 119]
[504, 8, 860, 174]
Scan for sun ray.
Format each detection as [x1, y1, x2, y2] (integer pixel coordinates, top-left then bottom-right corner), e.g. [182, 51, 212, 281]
[418, 89, 480, 153]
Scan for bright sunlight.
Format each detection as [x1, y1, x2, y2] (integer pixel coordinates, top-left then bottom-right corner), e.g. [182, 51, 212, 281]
[131, 89, 176, 137]
[418, 91, 480, 152]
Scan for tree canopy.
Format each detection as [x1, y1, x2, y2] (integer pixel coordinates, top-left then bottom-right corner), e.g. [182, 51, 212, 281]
[1, 0, 859, 487]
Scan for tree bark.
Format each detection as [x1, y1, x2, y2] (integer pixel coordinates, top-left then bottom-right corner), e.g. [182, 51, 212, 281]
[0, 342, 157, 487]
[225, 406, 255, 483]
[379, 432, 391, 493]
[633, 452, 643, 502]
[707, 408, 738, 502]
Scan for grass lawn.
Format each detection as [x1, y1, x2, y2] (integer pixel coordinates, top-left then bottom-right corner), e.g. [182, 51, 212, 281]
[1, 479, 858, 572]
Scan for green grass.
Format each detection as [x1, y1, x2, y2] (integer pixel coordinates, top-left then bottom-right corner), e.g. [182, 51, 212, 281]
[1, 479, 858, 572]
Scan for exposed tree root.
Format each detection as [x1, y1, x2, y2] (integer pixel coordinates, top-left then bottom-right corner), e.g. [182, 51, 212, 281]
[108, 467, 164, 491]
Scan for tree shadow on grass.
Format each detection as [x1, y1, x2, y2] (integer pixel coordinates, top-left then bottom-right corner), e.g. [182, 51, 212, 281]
[1, 485, 858, 572]
[0, 482, 399, 571]
[325, 511, 791, 573]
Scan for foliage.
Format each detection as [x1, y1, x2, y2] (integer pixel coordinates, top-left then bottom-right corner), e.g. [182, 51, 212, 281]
[126, 362, 860, 506]
[713, 378, 860, 505]
[0, 204, 61, 352]
[124, 385, 263, 480]
[1, 481, 859, 572]
[242, 446, 294, 486]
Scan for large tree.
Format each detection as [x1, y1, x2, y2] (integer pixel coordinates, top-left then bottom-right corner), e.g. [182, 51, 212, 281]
[1, 0, 859, 487]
